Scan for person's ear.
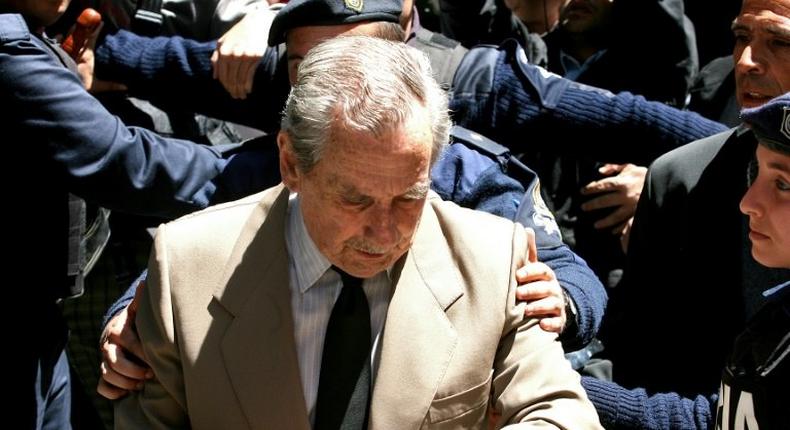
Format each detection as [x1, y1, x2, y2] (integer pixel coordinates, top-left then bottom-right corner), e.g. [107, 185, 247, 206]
[277, 131, 301, 192]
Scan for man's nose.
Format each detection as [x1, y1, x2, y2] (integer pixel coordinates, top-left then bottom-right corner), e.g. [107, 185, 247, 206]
[736, 45, 765, 75]
[364, 205, 399, 246]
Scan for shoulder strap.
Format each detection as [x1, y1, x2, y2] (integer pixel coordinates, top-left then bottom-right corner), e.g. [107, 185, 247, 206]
[133, 0, 164, 35]
[450, 125, 508, 159]
[408, 28, 468, 89]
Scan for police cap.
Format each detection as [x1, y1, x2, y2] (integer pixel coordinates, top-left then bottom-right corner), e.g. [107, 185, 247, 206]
[268, 0, 403, 46]
[741, 93, 790, 156]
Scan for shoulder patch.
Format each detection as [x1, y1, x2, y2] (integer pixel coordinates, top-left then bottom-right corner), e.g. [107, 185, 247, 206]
[530, 181, 561, 239]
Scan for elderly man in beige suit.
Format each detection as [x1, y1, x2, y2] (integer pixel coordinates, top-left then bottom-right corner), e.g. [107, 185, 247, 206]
[115, 35, 601, 429]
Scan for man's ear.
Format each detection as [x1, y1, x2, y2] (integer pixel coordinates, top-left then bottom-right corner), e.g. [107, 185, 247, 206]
[277, 131, 300, 192]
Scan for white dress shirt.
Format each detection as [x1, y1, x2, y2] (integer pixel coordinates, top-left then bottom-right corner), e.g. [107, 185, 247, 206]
[285, 194, 392, 424]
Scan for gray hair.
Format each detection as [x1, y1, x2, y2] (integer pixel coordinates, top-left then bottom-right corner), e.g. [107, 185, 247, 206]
[281, 35, 451, 172]
[367, 21, 406, 43]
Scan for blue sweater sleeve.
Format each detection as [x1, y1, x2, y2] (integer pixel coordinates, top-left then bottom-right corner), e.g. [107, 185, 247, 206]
[450, 41, 728, 166]
[95, 29, 287, 133]
[0, 14, 230, 219]
[582, 376, 716, 429]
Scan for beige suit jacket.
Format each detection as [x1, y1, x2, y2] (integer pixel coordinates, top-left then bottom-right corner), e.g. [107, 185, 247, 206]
[115, 184, 602, 429]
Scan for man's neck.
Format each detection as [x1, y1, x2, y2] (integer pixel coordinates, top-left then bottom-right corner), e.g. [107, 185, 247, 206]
[563, 32, 603, 63]
[561, 29, 608, 64]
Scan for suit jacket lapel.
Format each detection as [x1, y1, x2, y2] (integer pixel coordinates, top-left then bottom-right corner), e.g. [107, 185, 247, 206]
[215, 185, 310, 430]
[371, 200, 463, 428]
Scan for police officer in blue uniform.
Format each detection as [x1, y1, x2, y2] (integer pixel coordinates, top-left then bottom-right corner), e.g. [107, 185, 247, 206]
[715, 93, 790, 430]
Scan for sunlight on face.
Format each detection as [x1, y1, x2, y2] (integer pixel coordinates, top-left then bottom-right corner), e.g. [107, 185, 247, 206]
[732, 0, 790, 109]
[279, 108, 434, 278]
[740, 144, 790, 268]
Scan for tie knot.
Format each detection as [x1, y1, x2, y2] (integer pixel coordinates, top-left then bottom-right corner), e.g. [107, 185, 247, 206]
[332, 266, 363, 289]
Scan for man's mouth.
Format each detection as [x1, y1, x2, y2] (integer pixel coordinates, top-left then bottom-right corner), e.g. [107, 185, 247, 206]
[749, 227, 770, 241]
[741, 90, 774, 107]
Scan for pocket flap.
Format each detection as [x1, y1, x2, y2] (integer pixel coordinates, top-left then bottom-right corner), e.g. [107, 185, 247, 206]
[428, 370, 493, 424]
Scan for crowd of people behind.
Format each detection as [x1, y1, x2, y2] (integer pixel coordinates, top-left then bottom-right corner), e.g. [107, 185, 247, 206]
[3, 0, 788, 428]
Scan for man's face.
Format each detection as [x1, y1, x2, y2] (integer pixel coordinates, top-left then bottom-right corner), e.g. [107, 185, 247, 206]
[732, 0, 790, 109]
[740, 144, 790, 268]
[4, 0, 70, 28]
[285, 22, 384, 84]
[559, 0, 612, 34]
[278, 108, 433, 278]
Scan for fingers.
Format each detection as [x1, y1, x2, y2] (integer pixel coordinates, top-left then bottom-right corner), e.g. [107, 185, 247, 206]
[597, 163, 626, 176]
[580, 177, 619, 196]
[517, 281, 557, 302]
[97, 282, 151, 400]
[97, 377, 131, 400]
[101, 314, 151, 380]
[581, 166, 643, 229]
[515, 231, 564, 334]
[580, 190, 626, 211]
[214, 49, 260, 99]
[231, 55, 253, 100]
[241, 58, 257, 96]
[521, 284, 563, 314]
[581, 163, 647, 197]
[97, 340, 152, 400]
[100, 343, 150, 387]
[101, 300, 149, 374]
[217, 48, 237, 97]
[525, 227, 537, 264]
[538, 316, 566, 334]
[593, 205, 631, 229]
[522, 287, 566, 334]
[516, 261, 554, 284]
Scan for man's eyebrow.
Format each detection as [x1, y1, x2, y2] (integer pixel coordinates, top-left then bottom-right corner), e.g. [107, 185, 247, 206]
[732, 20, 750, 31]
[767, 160, 790, 175]
[765, 24, 790, 39]
[401, 181, 431, 199]
[287, 53, 304, 61]
[731, 20, 790, 38]
[337, 182, 369, 200]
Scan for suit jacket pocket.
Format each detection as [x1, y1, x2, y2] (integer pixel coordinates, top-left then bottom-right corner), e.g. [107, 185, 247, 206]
[427, 370, 493, 425]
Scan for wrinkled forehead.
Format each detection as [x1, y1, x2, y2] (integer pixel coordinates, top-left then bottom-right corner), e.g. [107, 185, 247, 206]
[737, 0, 790, 22]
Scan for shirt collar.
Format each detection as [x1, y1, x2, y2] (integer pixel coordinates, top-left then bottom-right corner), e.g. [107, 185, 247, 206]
[559, 48, 606, 81]
[286, 194, 332, 294]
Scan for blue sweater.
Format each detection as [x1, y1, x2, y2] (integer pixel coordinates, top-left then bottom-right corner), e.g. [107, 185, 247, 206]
[96, 30, 728, 163]
[450, 40, 728, 165]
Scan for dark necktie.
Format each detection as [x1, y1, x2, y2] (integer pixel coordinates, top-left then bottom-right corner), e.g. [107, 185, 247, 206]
[314, 267, 372, 430]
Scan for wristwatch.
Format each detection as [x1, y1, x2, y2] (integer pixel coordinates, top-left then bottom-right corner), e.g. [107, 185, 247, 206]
[562, 289, 578, 335]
